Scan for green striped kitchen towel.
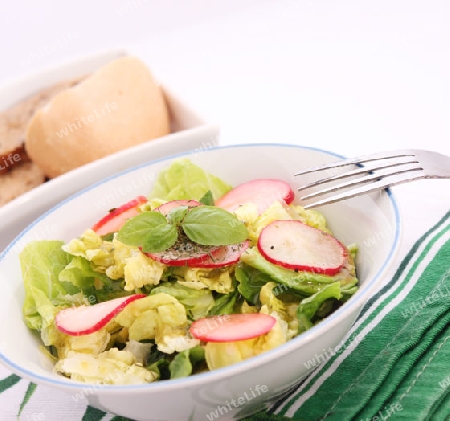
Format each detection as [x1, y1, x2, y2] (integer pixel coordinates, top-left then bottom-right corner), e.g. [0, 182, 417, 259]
[1, 211, 449, 421]
[246, 210, 450, 421]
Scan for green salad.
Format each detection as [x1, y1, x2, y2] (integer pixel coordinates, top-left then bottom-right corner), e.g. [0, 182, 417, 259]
[20, 159, 358, 384]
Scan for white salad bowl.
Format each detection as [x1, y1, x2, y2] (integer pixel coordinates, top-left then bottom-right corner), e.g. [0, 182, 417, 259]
[0, 144, 400, 421]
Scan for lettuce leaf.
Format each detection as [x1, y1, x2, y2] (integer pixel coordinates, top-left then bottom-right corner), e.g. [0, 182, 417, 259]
[62, 229, 114, 272]
[169, 345, 205, 379]
[204, 316, 287, 371]
[114, 293, 199, 354]
[297, 282, 342, 333]
[240, 247, 358, 295]
[20, 241, 79, 330]
[149, 159, 232, 201]
[172, 266, 235, 294]
[235, 263, 273, 305]
[147, 358, 170, 380]
[150, 281, 215, 320]
[58, 256, 108, 289]
[54, 349, 157, 384]
[208, 289, 240, 316]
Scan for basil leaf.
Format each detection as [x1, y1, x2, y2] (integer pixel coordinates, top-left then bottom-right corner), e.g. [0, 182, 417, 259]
[181, 206, 248, 245]
[141, 224, 178, 253]
[199, 190, 214, 206]
[167, 206, 189, 225]
[117, 212, 168, 246]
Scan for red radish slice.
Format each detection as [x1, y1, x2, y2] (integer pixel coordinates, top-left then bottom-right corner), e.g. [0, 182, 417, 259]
[145, 243, 220, 266]
[190, 313, 276, 342]
[147, 241, 249, 268]
[92, 196, 147, 236]
[258, 220, 347, 275]
[216, 179, 294, 214]
[56, 294, 146, 336]
[155, 200, 200, 216]
[191, 241, 249, 268]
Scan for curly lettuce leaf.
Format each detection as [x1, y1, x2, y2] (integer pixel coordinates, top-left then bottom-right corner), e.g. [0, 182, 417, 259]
[147, 358, 170, 380]
[204, 316, 287, 371]
[59, 256, 109, 290]
[102, 236, 166, 291]
[149, 159, 232, 201]
[235, 263, 273, 305]
[259, 282, 299, 340]
[114, 293, 199, 354]
[169, 345, 205, 379]
[240, 247, 358, 295]
[62, 229, 114, 272]
[208, 289, 240, 316]
[297, 282, 342, 333]
[150, 281, 215, 320]
[55, 348, 157, 384]
[172, 266, 235, 294]
[20, 241, 79, 331]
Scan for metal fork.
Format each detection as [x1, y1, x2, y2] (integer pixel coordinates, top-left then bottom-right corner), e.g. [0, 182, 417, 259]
[295, 149, 450, 209]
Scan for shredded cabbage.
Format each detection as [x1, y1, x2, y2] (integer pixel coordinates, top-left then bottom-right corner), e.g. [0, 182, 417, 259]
[114, 294, 199, 354]
[55, 349, 157, 384]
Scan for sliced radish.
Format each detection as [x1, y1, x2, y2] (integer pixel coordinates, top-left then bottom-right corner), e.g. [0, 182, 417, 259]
[216, 179, 294, 214]
[92, 196, 147, 236]
[155, 200, 200, 216]
[191, 241, 249, 268]
[147, 241, 249, 268]
[145, 242, 219, 266]
[190, 313, 276, 342]
[257, 220, 347, 275]
[56, 294, 146, 336]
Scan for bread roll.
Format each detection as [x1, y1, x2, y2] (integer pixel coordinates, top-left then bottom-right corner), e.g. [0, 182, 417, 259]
[0, 77, 83, 175]
[25, 56, 170, 178]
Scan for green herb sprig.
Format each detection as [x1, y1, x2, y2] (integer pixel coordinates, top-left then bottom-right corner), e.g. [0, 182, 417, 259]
[116, 203, 248, 253]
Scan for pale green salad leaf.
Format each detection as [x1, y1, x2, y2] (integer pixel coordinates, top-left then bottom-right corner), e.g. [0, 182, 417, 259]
[240, 247, 357, 294]
[169, 345, 205, 379]
[150, 281, 215, 320]
[20, 241, 75, 330]
[59, 255, 107, 289]
[149, 158, 232, 201]
[208, 289, 240, 316]
[297, 282, 342, 333]
[235, 264, 274, 305]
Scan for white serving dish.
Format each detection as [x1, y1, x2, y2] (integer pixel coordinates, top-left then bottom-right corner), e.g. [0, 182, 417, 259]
[0, 143, 400, 421]
[0, 48, 219, 252]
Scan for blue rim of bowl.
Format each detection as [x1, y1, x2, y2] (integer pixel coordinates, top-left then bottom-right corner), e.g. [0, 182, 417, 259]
[0, 143, 401, 391]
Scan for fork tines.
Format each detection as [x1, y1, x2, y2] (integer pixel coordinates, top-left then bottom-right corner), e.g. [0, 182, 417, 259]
[295, 150, 425, 208]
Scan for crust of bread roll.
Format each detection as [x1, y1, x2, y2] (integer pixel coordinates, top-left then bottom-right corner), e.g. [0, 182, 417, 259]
[25, 56, 170, 178]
